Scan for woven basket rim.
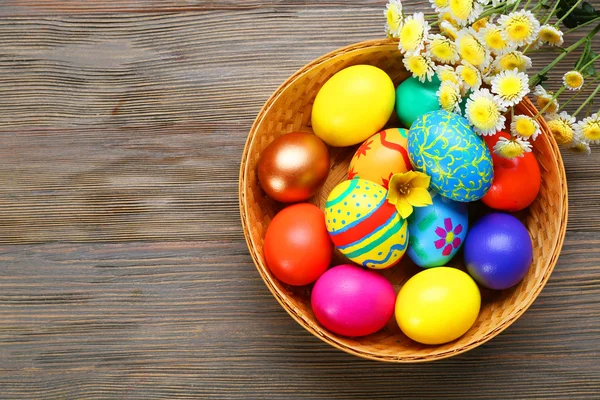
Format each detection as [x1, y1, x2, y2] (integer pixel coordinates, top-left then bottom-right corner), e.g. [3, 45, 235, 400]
[239, 39, 569, 362]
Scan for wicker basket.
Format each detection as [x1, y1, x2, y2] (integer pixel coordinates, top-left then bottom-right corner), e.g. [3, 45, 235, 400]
[239, 39, 568, 362]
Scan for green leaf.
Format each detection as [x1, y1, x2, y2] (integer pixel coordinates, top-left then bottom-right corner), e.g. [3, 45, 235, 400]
[576, 38, 597, 76]
[558, 0, 600, 28]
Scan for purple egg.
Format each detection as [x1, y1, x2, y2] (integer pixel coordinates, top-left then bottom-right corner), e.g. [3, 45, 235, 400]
[311, 264, 396, 337]
[464, 213, 533, 290]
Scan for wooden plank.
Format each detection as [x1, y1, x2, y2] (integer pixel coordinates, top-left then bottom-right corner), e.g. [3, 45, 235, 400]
[0, 237, 598, 399]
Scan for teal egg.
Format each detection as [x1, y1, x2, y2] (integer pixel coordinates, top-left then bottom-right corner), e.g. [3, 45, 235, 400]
[407, 192, 468, 268]
[408, 110, 493, 202]
[395, 76, 441, 129]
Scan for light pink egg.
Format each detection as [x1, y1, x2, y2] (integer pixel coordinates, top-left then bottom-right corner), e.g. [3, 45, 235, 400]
[311, 264, 396, 337]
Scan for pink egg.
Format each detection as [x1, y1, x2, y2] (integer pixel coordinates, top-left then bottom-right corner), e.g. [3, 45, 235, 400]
[311, 264, 396, 337]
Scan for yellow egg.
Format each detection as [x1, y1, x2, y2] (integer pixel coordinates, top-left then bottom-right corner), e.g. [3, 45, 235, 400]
[395, 267, 481, 345]
[312, 65, 396, 147]
[325, 179, 408, 269]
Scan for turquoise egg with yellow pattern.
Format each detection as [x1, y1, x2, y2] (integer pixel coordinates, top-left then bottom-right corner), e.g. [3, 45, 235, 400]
[408, 110, 493, 202]
[407, 191, 468, 268]
[325, 179, 408, 269]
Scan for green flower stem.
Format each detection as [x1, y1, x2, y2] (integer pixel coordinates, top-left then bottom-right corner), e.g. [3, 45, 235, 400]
[542, 0, 561, 24]
[566, 16, 600, 34]
[561, 75, 600, 109]
[573, 82, 600, 117]
[554, 0, 585, 27]
[529, 24, 600, 87]
[513, 0, 524, 12]
[522, 0, 533, 10]
[578, 53, 600, 73]
[534, 86, 566, 119]
[477, 5, 509, 21]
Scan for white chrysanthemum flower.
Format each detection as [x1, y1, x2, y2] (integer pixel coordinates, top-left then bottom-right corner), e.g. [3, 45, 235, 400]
[547, 111, 576, 145]
[534, 85, 559, 114]
[494, 51, 532, 72]
[436, 64, 461, 84]
[465, 88, 507, 136]
[403, 54, 436, 83]
[494, 136, 532, 158]
[563, 70, 585, 91]
[429, 0, 450, 13]
[538, 25, 564, 46]
[511, 115, 541, 141]
[478, 24, 514, 55]
[384, 0, 405, 38]
[448, 0, 484, 25]
[490, 69, 530, 107]
[456, 28, 491, 69]
[498, 10, 541, 47]
[574, 113, 600, 144]
[427, 34, 460, 64]
[456, 61, 482, 90]
[437, 80, 463, 113]
[398, 12, 431, 55]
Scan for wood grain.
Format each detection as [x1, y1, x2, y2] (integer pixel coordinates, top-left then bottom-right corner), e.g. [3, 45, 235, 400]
[0, 1, 599, 398]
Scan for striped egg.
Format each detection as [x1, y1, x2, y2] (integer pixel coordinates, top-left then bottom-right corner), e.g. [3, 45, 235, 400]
[325, 179, 408, 269]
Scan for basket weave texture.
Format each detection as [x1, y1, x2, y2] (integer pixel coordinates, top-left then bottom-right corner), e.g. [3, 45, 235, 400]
[239, 39, 568, 362]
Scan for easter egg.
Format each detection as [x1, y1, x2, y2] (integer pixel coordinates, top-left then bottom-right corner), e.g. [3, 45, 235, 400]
[348, 128, 413, 189]
[312, 65, 396, 147]
[464, 213, 533, 290]
[409, 110, 493, 202]
[258, 132, 330, 203]
[264, 203, 333, 286]
[325, 179, 408, 269]
[407, 191, 468, 268]
[482, 131, 541, 211]
[395, 75, 441, 128]
[395, 267, 481, 345]
[312, 264, 396, 337]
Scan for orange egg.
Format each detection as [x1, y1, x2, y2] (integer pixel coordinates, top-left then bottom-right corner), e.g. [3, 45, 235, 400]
[348, 128, 413, 189]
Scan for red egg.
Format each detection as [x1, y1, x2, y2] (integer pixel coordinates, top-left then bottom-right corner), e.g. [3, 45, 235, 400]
[482, 131, 541, 212]
[264, 203, 333, 286]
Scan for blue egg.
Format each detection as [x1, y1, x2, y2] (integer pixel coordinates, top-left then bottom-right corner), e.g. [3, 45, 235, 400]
[408, 110, 493, 202]
[407, 192, 468, 268]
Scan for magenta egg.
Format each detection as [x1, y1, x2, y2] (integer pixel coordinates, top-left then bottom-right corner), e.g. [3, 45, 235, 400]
[311, 264, 396, 337]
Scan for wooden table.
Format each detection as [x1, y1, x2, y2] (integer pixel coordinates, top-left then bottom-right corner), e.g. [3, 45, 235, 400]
[1, 1, 599, 398]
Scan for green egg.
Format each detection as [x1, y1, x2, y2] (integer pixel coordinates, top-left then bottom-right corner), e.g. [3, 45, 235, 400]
[395, 76, 441, 129]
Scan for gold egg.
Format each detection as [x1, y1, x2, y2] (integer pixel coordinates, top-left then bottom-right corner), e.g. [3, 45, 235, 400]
[258, 132, 330, 203]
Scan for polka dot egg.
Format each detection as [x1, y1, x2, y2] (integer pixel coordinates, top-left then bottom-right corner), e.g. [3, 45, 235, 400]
[325, 178, 408, 269]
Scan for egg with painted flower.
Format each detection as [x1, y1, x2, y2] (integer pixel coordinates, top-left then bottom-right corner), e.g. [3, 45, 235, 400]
[325, 179, 408, 269]
[407, 191, 468, 268]
[408, 110, 493, 202]
[348, 128, 413, 189]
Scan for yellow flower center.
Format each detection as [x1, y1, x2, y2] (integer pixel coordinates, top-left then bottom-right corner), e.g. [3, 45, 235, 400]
[504, 16, 534, 42]
[458, 34, 487, 67]
[386, 6, 402, 33]
[497, 141, 525, 158]
[439, 86, 460, 111]
[430, 38, 457, 63]
[439, 70, 459, 84]
[446, 231, 455, 243]
[434, 0, 449, 8]
[582, 121, 600, 141]
[537, 95, 558, 114]
[460, 66, 479, 87]
[539, 27, 562, 45]
[468, 98, 501, 130]
[515, 118, 536, 137]
[497, 52, 529, 72]
[484, 28, 507, 51]
[406, 55, 431, 80]
[497, 76, 523, 99]
[565, 72, 583, 89]
[472, 17, 488, 32]
[548, 119, 574, 144]
[449, 0, 474, 21]
[400, 19, 424, 52]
